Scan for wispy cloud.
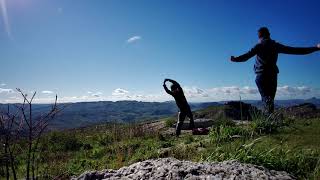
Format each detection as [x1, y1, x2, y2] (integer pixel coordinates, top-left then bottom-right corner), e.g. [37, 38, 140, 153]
[127, 36, 141, 43]
[112, 88, 129, 96]
[277, 85, 312, 96]
[1, 85, 318, 103]
[242, 86, 259, 94]
[92, 92, 102, 97]
[41, 90, 54, 94]
[183, 87, 209, 98]
[0, 0, 12, 39]
[87, 91, 103, 97]
[0, 83, 6, 86]
[205, 85, 319, 100]
[0, 88, 13, 93]
[207, 86, 259, 96]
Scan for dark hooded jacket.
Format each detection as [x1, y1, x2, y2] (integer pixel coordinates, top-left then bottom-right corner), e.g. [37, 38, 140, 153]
[233, 38, 319, 74]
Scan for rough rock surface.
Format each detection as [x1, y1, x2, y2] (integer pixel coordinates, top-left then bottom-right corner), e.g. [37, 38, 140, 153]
[194, 101, 260, 121]
[72, 158, 294, 180]
[282, 103, 320, 119]
[172, 118, 215, 130]
[224, 101, 259, 120]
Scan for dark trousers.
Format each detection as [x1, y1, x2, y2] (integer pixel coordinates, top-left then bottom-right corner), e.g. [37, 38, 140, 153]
[255, 73, 278, 115]
[176, 110, 194, 136]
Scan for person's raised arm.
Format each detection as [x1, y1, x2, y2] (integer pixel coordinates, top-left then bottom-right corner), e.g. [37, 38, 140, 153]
[277, 43, 320, 55]
[163, 79, 173, 95]
[165, 78, 183, 92]
[231, 45, 259, 62]
[165, 79, 179, 86]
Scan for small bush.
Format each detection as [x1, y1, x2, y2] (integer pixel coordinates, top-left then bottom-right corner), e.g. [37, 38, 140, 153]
[165, 117, 176, 127]
[184, 135, 194, 144]
[213, 118, 236, 127]
[250, 111, 287, 134]
[45, 132, 82, 152]
[209, 125, 251, 143]
[97, 133, 114, 146]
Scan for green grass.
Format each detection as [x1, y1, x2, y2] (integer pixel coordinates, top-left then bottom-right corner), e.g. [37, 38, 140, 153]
[205, 119, 320, 179]
[1, 117, 320, 179]
[164, 117, 176, 127]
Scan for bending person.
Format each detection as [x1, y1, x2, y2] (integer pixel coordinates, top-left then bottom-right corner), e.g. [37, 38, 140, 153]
[231, 27, 320, 115]
[163, 78, 195, 136]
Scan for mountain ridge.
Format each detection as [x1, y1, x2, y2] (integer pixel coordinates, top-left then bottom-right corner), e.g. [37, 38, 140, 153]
[1, 98, 319, 130]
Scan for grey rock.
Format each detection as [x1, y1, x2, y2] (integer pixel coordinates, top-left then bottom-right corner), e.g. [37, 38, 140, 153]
[72, 158, 295, 180]
[172, 118, 215, 130]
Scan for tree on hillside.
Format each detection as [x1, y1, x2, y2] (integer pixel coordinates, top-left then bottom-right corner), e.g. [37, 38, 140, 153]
[0, 89, 62, 180]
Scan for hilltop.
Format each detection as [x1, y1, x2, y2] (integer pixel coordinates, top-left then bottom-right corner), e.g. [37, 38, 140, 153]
[69, 102, 319, 179]
[1, 101, 316, 179]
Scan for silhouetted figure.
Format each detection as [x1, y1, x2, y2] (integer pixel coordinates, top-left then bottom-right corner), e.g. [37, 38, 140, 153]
[163, 79, 195, 136]
[231, 27, 320, 115]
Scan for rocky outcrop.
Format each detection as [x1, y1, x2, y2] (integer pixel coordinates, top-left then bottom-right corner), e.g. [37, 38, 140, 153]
[72, 158, 294, 180]
[172, 118, 215, 130]
[282, 103, 320, 119]
[224, 101, 259, 120]
[194, 101, 260, 121]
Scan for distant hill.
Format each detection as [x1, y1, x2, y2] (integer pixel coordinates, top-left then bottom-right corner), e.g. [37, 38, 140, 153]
[1, 98, 318, 130]
[0, 101, 221, 130]
[242, 97, 320, 109]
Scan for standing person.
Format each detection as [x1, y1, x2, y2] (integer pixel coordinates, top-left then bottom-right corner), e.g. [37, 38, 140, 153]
[231, 27, 320, 115]
[163, 79, 195, 136]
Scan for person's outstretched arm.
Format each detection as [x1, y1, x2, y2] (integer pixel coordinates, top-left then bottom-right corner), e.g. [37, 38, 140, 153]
[277, 43, 320, 55]
[231, 45, 259, 62]
[163, 79, 173, 95]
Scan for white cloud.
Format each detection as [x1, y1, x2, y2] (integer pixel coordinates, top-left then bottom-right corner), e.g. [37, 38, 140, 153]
[209, 86, 239, 94]
[1, 85, 318, 103]
[108, 85, 319, 102]
[127, 36, 141, 43]
[277, 85, 312, 96]
[183, 87, 209, 98]
[241, 86, 259, 94]
[207, 86, 259, 96]
[0, 83, 6, 86]
[112, 88, 129, 96]
[92, 92, 103, 97]
[41, 90, 54, 94]
[0, 88, 13, 93]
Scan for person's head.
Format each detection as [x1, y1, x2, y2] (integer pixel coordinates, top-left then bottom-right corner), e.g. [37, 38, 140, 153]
[258, 27, 270, 40]
[170, 84, 179, 93]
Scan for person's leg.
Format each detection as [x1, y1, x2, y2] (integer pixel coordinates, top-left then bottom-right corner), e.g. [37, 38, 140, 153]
[256, 74, 278, 115]
[264, 74, 278, 114]
[256, 74, 266, 112]
[176, 112, 186, 136]
[269, 74, 278, 113]
[187, 110, 195, 129]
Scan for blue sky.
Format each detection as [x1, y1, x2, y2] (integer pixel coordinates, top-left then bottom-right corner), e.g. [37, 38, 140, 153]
[0, 0, 320, 103]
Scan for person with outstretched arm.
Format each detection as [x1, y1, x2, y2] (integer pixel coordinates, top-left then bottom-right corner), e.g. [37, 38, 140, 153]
[163, 79, 195, 136]
[231, 27, 320, 115]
